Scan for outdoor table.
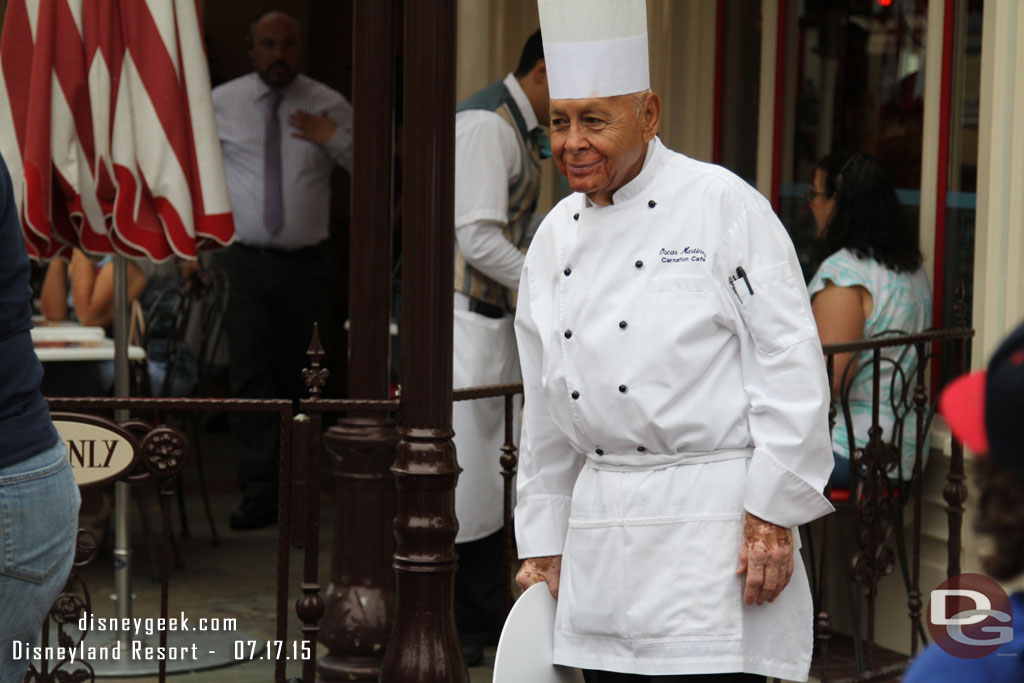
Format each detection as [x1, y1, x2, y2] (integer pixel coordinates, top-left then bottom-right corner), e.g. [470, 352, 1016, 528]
[32, 319, 145, 362]
[31, 324, 107, 342]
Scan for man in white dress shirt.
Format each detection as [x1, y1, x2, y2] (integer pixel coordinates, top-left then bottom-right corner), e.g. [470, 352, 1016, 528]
[211, 11, 352, 530]
[513, 2, 834, 681]
[451, 29, 550, 664]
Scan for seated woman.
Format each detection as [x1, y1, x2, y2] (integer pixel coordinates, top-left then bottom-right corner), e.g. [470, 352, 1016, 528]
[806, 153, 932, 488]
[39, 249, 197, 397]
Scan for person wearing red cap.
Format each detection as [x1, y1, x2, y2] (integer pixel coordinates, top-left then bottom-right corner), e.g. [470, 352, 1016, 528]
[903, 321, 1024, 682]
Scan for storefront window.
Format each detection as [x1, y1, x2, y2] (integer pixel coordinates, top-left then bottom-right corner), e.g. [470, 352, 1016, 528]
[718, 0, 762, 185]
[779, 0, 929, 281]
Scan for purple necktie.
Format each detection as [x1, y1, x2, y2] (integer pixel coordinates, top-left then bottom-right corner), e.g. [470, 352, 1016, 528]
[263, 90, 284, 236]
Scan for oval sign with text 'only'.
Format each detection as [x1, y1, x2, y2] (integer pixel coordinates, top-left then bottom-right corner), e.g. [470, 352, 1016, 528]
[52, 413, 140, 487]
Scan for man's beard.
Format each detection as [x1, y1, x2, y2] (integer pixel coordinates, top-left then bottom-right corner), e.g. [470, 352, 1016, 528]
[259, 61, 296, 89]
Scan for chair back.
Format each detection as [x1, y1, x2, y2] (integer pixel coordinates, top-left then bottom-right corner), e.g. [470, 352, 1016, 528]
[833, 329, 936, 493]
[190, 269, 229, 397]
[141, 277, 197, 397]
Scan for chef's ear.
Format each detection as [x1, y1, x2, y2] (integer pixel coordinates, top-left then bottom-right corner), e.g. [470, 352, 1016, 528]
[639, 91, 661, 144]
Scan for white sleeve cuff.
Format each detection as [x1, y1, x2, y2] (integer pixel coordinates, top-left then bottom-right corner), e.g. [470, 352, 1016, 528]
[743, 450, 835, 527]
[323, 126, 352, 170]
[515, 495, 573, 558]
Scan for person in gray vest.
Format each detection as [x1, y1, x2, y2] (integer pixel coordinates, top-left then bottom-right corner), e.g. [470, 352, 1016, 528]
[452, 29, 550, 665]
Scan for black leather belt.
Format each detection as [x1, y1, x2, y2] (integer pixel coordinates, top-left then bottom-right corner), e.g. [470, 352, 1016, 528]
[468, 298, 506, 319]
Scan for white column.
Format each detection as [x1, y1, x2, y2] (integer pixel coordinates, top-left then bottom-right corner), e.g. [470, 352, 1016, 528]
[456, 0, 496, 103]
[647, 0, 716, 162]
[756, 0, 779, 199]
[974, 0, 1024, 365]
[917, 0, 947, 287]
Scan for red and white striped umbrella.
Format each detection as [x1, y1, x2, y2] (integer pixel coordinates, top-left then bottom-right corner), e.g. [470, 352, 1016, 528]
[0, 0, 234, 261]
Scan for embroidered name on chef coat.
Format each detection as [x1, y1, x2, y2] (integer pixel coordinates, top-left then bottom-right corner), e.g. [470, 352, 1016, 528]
[659, 246, 707, 264]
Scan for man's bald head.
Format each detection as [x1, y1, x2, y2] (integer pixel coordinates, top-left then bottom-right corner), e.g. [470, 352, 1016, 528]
[248, 11, 302, 89]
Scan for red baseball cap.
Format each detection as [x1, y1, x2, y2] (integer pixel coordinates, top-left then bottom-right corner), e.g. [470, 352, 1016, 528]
[939, 321, 1024, 477]
[939, 370, 989, 453]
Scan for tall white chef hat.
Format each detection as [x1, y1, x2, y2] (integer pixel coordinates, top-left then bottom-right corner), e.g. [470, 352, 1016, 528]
[537, 0, 650, 100]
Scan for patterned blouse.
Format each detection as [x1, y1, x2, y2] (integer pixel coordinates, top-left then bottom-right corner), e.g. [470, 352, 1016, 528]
[808, 248, 932, 480]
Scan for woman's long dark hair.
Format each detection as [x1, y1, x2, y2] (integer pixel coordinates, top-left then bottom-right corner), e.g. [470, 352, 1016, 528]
[818, 151, 850, 200]
[820, 153, 922, 273]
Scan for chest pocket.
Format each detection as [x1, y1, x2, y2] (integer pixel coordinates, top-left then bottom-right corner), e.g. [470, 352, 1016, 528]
[645, 276, 706, 306]
[732, 262, 815, 355]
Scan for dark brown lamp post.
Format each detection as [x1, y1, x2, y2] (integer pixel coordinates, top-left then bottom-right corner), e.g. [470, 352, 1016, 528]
[380, 0, 466, 681]
[318, 0, 399, 679]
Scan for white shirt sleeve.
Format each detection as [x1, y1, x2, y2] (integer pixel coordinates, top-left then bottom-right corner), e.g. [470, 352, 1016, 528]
[454, 110, 522, 228]
[716, 202, 835, 528]
[455, 219, 526, 290]
[513, 244, 586, 558]
[322, 95, 353, 172]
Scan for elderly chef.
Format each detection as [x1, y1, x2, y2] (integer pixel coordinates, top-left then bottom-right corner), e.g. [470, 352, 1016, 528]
[513, 1, 835, 681]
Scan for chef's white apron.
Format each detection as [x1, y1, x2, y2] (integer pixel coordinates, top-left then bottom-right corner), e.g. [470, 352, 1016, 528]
[453, 305, 522, 543]
[554, 449, 813, 681]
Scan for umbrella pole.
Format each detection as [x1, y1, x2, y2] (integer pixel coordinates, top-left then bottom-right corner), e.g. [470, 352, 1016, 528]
[112, 256, 133, 647]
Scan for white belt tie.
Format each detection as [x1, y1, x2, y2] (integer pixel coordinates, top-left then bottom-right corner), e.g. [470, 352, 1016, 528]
[584, 447, 753, 472]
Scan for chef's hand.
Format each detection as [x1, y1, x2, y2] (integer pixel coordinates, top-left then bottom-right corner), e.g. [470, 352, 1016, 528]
[289, 109, 337, 145]
[736, 512, 794, 606]
[516, 555, 562, 599]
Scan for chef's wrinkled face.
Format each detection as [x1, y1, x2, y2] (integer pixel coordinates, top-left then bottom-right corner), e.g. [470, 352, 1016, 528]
[549, 91, 661, 206]
[250, 12, 300, 90]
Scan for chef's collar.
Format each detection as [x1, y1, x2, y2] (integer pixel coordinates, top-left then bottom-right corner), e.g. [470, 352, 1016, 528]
[584, 136, 665, 207]
[504, 72, 541, 133]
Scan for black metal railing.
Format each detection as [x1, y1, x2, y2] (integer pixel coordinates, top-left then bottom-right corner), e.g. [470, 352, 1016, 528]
[34, 323, 974, 683]
[813, 326, 974, 682]
[33, 329, 399, 683]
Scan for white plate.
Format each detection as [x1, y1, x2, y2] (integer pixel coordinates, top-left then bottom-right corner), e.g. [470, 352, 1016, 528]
[493, 583, 584, 683]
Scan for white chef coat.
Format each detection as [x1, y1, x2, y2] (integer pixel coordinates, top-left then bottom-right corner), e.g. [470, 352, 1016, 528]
[452, 74, 540, 543]
[514, 138, 835, 679]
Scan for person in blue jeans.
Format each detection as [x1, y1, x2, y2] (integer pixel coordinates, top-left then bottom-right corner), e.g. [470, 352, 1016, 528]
[0, 152, 81, 680]
[903, 322, 1024, 682]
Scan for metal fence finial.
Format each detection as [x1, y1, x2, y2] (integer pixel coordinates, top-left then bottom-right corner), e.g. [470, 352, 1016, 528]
[303, 323, 329, 399]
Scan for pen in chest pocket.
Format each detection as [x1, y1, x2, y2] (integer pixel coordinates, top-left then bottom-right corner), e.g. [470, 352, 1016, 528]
[728, 266, 754, 299]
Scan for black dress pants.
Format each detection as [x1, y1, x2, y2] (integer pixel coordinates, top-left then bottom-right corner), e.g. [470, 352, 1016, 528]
[583, 671, 765, 683]
[212, 242, 333, 507]
[454, 528, 505, 646]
